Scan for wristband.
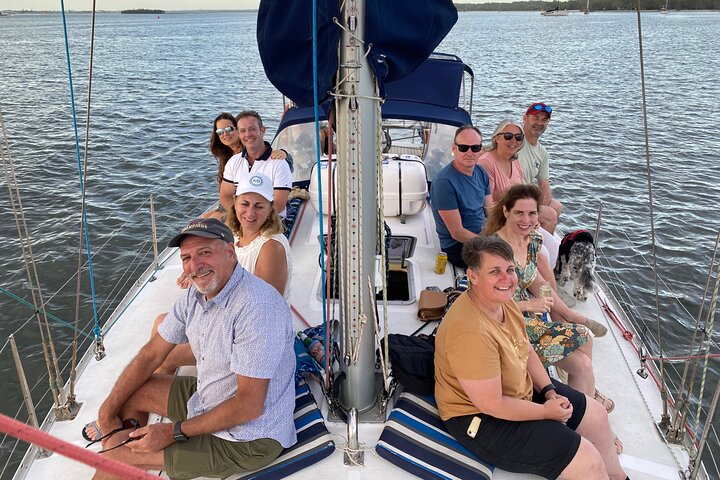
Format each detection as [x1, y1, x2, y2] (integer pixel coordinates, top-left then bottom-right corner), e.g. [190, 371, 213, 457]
[539, 384, 556, 397]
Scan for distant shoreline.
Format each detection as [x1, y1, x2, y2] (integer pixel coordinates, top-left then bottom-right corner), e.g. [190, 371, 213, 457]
[2, 8, 717, 14]
[121, 8, 165, 14]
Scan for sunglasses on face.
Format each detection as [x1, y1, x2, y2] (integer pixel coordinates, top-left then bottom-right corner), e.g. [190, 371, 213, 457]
[530, 104, 552, 114]
[215, 126, 236, 136]
[497, 132, 524, 142]
[455, 143, 482, 153]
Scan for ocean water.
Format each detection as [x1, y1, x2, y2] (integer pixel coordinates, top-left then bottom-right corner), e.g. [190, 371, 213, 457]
[0, 9, 719, 476]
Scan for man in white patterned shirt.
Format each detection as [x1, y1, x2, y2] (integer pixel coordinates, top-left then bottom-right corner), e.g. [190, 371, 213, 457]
[90, 218, 296, 480]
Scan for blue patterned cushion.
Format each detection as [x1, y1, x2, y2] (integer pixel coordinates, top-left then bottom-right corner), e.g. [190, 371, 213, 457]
[376, 392, 493, 480]
[233, 382, 334, 480]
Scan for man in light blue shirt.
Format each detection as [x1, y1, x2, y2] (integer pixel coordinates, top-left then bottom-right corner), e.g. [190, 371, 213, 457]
[431, 125, 492, 269]
[90, 218, 295, 480]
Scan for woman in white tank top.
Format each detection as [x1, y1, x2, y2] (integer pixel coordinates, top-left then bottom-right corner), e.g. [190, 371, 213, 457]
[226, 173, 292, 299]
[149, 173, 292, 376]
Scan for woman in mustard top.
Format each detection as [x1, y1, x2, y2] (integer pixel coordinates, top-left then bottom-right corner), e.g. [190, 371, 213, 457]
[434, 236, 626, 479]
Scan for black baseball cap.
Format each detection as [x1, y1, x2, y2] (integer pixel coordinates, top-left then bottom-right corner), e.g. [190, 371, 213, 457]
[168, 218, 234, 248]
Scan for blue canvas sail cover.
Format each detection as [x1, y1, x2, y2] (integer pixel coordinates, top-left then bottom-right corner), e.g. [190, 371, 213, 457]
[257, 0, 457, 108]
[276, 53, 474, 132]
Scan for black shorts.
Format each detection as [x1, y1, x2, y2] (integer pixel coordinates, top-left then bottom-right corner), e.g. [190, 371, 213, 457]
[444, 380, 586, 479]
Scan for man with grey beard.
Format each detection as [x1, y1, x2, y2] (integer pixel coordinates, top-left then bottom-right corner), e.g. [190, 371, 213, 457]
[89, 218, 296, 480]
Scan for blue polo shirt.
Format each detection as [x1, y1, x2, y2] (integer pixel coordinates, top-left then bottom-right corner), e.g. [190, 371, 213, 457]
[430, 162, 491, 249]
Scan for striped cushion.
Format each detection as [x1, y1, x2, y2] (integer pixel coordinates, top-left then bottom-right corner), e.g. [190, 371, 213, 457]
[232, 382, 335, 480]
[376, 392, 493, 480]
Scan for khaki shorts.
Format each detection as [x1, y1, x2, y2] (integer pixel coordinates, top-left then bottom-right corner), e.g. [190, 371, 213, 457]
[164, 376, 283, 480]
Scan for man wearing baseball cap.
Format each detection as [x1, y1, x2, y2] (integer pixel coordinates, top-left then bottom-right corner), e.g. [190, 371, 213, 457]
[89, 217, 296, 479]
[517, 102, 563, 234]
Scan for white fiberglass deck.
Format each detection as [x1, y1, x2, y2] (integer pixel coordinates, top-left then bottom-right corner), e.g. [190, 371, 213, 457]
[15, 200, 688, 480]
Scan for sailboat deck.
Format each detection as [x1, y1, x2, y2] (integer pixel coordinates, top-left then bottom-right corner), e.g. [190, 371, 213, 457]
[15, 199, 689, 480]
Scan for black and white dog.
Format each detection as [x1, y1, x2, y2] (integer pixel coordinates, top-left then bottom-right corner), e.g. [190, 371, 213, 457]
[554, 230, 596, 301]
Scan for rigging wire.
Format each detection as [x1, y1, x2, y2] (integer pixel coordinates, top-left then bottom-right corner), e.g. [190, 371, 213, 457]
[672, 230, 720, 438]
[310, 0, 330, 388]
[70, 0, 101, 409]
[634, 0, 669, 426]
[0, 288, 92, 341]
[0, 112, 66, 412]
[59, 0, 102, 347]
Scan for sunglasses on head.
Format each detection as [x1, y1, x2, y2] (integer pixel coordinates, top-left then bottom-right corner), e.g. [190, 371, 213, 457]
[530, 104, 552, 114]
[455, 143, 482, 153]
[215, 126, 236, 136]
[497, 132, 524, 142]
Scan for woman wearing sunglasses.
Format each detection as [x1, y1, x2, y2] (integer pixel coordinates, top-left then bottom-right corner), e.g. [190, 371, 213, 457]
[477, 119, 526, 211]
[435, 235, 627, 479]
[209, 113, 289, 216]
[479, 118, 560, 235]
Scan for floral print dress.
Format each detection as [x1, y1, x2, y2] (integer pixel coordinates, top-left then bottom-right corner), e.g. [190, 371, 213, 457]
[501, 231, 589, 367]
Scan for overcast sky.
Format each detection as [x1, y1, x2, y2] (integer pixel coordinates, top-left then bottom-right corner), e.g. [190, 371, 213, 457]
[4, 0, 490, 11]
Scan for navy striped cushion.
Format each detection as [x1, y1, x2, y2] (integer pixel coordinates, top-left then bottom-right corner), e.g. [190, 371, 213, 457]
[232, 382, 335, 480]
[376, 392, 493, 480]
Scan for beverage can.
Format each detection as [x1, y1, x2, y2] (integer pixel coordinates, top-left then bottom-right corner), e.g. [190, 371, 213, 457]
[434, 252, 448, 275]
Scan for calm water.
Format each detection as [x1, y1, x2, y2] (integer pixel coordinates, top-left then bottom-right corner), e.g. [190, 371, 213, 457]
[1, 9, 719, 475]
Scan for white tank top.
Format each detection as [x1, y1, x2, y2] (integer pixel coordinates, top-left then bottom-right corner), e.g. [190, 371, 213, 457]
[235, 232, 292, 300]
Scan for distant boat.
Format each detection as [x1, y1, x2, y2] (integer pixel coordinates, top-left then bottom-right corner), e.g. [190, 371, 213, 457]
[541, 6, 569, 16]
[584, 0, 590, 14]
[660, 0, 669, 12]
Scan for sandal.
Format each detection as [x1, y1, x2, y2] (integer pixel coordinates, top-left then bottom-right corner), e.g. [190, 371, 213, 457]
[83, 418, 140, 448]
[593, 389, 615, 413]
[584, 317, 608, 337]
[81, 420, 102, 442]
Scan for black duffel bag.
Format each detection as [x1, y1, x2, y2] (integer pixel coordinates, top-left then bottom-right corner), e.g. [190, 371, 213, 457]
[384, 333, 435, 395]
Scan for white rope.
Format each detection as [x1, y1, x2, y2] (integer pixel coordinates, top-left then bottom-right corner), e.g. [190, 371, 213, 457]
[375, 83, 390, 385]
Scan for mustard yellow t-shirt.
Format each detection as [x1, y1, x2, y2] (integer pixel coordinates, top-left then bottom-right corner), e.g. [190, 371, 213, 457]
[434, 292, 533, 420]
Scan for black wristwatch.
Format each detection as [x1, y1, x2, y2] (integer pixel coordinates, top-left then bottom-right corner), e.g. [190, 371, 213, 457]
[173, 421, 189, 443]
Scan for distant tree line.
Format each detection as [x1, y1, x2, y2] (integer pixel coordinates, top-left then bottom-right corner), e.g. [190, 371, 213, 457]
[456, 0, 719, 11]
[120, 8, 165, 14]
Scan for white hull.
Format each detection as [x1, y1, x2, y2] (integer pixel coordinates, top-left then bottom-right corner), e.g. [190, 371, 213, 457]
[541, 9, 569, 16]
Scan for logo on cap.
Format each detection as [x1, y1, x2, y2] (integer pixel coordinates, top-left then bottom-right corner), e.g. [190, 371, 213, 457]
[250, 175, 263, 187]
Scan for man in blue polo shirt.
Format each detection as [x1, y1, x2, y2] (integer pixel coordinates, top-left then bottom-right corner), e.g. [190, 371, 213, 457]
[430, 125, 492, 269]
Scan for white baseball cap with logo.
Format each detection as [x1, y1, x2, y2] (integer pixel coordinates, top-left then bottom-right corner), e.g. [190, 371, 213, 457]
[235, 173, 274, 202]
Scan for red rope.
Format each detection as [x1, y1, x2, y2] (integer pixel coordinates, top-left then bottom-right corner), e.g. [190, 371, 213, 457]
[0, 414, 158, 480]
[291, 304, 312, 329]
[595, 293, 700, 447]
[288, 200, 307, 247]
